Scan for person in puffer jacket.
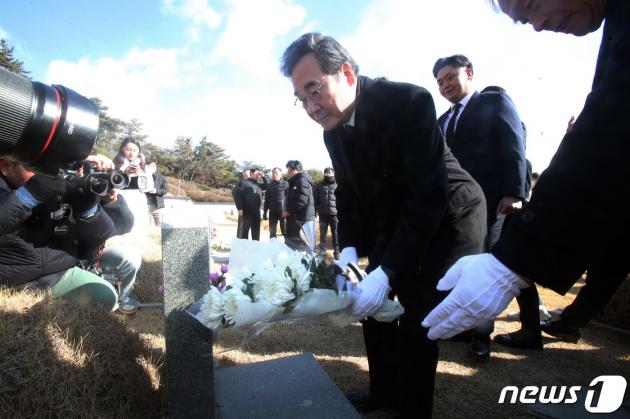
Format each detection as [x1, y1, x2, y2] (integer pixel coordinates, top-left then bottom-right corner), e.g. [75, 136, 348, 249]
[283, 160, 315, 251]
[314, 167, 339, 259]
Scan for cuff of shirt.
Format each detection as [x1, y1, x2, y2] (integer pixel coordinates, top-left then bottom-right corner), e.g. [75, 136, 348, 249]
[15, 187, 40, 208]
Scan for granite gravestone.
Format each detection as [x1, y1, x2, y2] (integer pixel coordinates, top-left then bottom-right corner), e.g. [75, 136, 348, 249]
[162, 209, 214, 418]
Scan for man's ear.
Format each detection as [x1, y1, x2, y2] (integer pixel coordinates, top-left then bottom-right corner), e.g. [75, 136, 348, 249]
[341, 62, 357, 86]
[465, 67, 474, 81]
[0, 158, 11, 177]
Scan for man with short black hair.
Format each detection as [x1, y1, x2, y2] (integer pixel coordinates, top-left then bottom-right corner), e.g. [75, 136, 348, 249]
[433, 54, 527, 359]
[233, 168, 268, 241]
[263, 167, 289, 238]
[0, 155, 141, 313]
[424, 0, 630, 345]
[283, 160, 315, 251]
[281, 33, 486, 417]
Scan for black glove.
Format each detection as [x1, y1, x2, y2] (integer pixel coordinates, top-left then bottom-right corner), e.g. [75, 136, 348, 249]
[263, 212, 268, 221]
[68, 189, 100, 215]
[24, 174, 66, 203]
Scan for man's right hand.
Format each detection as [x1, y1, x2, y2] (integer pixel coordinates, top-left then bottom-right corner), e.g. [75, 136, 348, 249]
[238, 209, 243, 216]
[24, 173, 66, 203]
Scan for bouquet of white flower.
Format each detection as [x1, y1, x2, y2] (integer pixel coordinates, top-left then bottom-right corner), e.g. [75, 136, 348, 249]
[188, 238, 404, 333]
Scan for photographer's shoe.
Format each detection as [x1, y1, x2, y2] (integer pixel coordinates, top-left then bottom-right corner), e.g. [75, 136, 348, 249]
[118, 297, 139, 315]
[540, 320, 581, 343]
[494, 329, 543, 350]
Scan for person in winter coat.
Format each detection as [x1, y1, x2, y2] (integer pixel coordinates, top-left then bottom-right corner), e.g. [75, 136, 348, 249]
[263, 167, 289, 238]
[283, 160, 315, 251]
[314, 167, 339, 258]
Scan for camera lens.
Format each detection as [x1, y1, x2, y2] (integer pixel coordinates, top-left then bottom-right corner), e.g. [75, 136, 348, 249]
[0, 67, 99, 174]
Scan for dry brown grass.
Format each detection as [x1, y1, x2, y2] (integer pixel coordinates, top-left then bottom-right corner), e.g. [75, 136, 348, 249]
[0, 287, 162, 418]
[3, 212, 629, 418]
[165, 177, 232, 202]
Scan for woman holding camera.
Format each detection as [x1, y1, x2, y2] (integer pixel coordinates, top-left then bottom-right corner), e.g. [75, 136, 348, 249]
[113, 137, 151, 239]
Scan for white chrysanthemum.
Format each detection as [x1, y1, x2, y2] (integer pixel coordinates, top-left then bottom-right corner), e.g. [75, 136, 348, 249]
[289, 257, 311, 293]
[199, 286, 225, 329]
[252, 262, 296, 306]
[223, 287, 254, 321]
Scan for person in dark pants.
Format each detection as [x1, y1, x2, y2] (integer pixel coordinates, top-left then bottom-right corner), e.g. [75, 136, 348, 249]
[314, 167, 339, 259]
[232, 169, 250, 238]
[263, 167, 288, 238]
[281, 33, 486, 417]
[232, 169, 268, 240]
[144, 156, 168, 226]
[433, 55, 527, 360]
[423, 0, 630, 348]
[283, 160, 315, 251]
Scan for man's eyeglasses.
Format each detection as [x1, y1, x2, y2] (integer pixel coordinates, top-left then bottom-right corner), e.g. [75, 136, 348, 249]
[294, 79, 326, 107]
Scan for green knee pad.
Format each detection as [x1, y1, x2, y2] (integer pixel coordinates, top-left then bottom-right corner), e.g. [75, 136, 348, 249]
[52, 267, 118, 311]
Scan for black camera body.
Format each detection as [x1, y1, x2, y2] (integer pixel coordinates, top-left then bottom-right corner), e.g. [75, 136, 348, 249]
[64, 163, 147, 196]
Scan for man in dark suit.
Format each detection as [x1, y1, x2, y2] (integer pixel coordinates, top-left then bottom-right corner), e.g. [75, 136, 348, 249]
[433, 55, 527, 359]
[263, 167, 289, 238]
[232, 169, 268, 240]
[281, 33, 487, 417]
[423, 0, 630, 345]
[434, 55, 527, 242]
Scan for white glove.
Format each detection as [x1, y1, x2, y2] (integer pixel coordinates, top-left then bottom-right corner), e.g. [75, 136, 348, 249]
[422, 253, 530, 340]
[336, 247, 358, 269]
[349, 266, 390, 317]
[335, 247, 359, 293]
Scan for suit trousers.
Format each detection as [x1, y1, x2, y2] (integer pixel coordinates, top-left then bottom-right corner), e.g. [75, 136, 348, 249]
[318, 214, 339, 254]
[362, 181, 487, 417]
[268, 210, 286, 238]
[239, 212, 261, 241]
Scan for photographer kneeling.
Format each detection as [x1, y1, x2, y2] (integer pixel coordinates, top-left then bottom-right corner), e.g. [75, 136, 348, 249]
[0, 155, 141, 314]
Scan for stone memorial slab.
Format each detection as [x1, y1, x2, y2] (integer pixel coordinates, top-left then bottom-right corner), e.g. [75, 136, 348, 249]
[162, 209, 214, 418]
[214, 352, 361, 419]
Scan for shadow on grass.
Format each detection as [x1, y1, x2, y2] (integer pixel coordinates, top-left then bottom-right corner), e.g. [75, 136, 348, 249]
[0, 291, 162, 418]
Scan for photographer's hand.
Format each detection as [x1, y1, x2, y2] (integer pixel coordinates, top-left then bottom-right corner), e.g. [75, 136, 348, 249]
[84, 154, 114, 171]
[18, 173, 66, 208]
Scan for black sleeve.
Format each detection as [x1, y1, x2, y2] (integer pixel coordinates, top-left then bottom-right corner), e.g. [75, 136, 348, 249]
[155, 173, 168, 196]
[493, 6, 630, 293]
[493, 93, 527, 201]
[232, 182, 243, 210]
[0, 179, 32, 235]
[380, 86, 449, 275]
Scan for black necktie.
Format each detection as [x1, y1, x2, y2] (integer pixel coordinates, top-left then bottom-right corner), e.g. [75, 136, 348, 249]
[445, 103, 462, 146]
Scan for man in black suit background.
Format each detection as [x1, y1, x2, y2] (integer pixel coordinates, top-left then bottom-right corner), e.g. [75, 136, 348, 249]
[424, 0, 630, 347]
[281, 32, 486, 417]
[434, 55, 527, 242]
[433, 55, 527, 359]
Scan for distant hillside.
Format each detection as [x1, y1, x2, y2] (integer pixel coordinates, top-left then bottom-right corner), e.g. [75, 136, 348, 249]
[165, 176, 233, 203]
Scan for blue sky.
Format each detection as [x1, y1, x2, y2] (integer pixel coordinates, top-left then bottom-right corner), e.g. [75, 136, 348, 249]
[2, 0, 602, 173]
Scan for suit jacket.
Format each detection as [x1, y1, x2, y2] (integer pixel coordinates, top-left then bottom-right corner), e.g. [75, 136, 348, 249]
[493, 0, 630, 294]
[324, 76, 486, 280]
[438, 90, 527, 224]
[145, 171, 168, 208]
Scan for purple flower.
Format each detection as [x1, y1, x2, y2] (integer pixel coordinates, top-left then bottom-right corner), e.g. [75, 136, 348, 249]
[218, 279, 226, 291]
[158, 283, 164, 294]
[209, 272, 220, 282]
[220, 264, 229, 274]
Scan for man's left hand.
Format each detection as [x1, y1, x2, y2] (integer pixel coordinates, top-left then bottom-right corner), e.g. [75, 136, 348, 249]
[496, 197, 522, 214]
[422, 253, 530, 340]
[349, 266, 390, 317]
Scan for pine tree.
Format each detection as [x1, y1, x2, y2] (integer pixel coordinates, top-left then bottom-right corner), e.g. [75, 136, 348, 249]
[0, 39, 29, 77]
